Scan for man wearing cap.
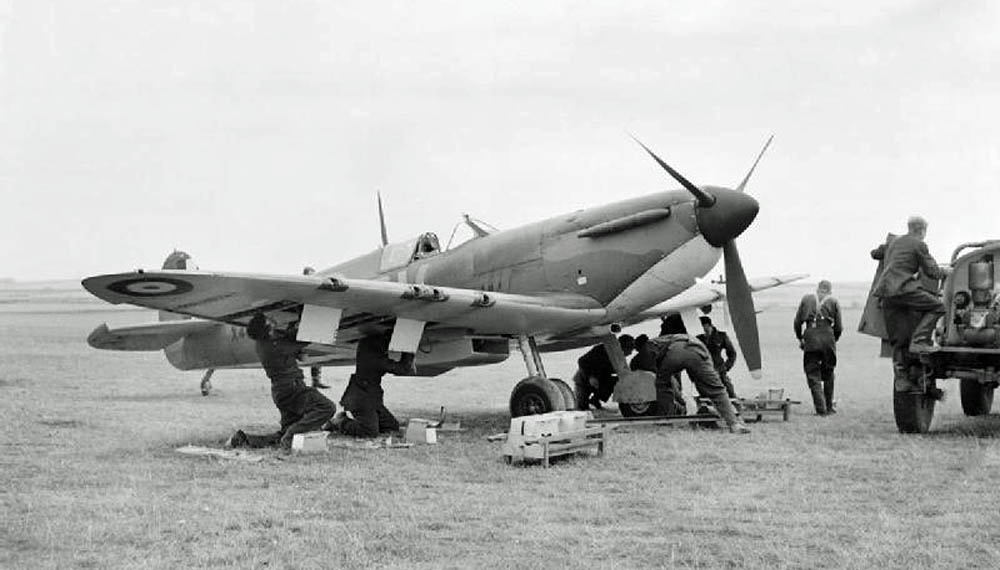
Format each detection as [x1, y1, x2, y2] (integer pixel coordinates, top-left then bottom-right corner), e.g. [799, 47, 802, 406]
[696, 315, 739, 399]
[793, 280, 843, 415]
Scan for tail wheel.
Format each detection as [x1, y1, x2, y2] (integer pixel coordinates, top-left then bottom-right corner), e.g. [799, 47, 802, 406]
[619, 402, 658, 417]
[509, 377, 567, 417]
[959, 379, 995, 416]
[893, 390, 936, 433]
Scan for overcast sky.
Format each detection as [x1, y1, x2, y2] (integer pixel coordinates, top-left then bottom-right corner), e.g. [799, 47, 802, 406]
[1, 1, 997, 283]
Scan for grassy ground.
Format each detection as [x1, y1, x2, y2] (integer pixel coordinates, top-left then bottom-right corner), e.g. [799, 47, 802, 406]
[3, 283, 1000, 569]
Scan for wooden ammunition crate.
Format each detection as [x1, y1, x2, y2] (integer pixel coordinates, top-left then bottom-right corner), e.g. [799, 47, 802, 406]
[501, 426, 609, 467]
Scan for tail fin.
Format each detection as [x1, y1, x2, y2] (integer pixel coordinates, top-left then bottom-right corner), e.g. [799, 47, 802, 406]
[159, 250, 196, 322]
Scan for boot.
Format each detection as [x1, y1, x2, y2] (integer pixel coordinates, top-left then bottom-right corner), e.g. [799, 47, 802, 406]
[712, 395, 750, 434]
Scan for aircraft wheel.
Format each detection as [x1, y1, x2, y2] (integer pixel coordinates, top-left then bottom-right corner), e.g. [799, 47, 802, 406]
[893, 390, 936, 434]
[619, 401, 657, 417]
[549, 378, 578, 412]
[960, 379, 994, 416]
[509, 377, 566, 417]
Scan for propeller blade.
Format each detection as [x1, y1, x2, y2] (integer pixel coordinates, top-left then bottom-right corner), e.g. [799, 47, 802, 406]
[723, 240, 762, 379]
[735, 135, 774, 193]
[377, 192, 389, 247]
[629, 134, 716, 207]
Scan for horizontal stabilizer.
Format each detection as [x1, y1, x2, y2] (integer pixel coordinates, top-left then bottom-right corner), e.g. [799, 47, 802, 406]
[87, 319, 219, 351]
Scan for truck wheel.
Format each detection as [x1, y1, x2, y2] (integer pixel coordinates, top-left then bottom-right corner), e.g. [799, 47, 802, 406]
[509, 377, 566, 417]
[959, 379, 995, 416]
[619, 402, 658, 417]
[893, 390, 936, 433]
[550, 378, 578, 412]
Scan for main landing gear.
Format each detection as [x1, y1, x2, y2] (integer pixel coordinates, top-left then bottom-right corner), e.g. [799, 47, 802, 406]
[508, 336, 576, 417]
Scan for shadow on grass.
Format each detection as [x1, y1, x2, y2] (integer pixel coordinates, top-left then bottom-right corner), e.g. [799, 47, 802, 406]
[105, 392, 220, 403]
[929, 415, 1000, 438]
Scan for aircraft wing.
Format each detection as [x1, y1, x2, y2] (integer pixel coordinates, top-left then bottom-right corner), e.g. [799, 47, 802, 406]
[81, 270, 607, 341]
[87, 320, 219, 351]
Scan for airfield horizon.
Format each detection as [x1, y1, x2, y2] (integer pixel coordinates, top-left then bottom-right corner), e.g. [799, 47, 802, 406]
[4, 284, 1000, 569]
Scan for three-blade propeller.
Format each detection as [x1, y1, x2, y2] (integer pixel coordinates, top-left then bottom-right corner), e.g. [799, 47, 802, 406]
[634, 136, 773, 378]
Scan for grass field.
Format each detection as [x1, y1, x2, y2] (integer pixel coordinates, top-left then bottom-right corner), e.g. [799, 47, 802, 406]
[3, 282, 1000, 569]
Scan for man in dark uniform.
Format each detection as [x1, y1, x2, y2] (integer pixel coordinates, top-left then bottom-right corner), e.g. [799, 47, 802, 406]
[793, 280, 843, 415]
[696, 316, 738, 399]
[330, 333, 415, 438]
[573, 335, 635, 410]
[872, 216, 951, 351]
[229, 313, 337, 449]
[652, 329, 750, 434]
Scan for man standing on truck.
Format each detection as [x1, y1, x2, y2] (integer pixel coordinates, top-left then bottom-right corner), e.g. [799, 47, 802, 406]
[872, 216, 951, 352]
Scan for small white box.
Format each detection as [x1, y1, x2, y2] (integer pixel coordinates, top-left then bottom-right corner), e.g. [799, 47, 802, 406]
[556, 411, 590, 433]
[405, 419, 438, 444]
[291, 431, 329, 453]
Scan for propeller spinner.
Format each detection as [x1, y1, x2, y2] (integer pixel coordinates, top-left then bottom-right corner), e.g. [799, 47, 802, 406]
[633, 136, 772, 378]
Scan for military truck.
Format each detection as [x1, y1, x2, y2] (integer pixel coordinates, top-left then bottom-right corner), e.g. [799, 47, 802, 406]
[860, 240, 1000, 433]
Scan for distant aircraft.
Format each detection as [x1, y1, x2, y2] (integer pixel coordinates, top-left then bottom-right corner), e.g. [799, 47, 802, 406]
[82, 137, 803, 416]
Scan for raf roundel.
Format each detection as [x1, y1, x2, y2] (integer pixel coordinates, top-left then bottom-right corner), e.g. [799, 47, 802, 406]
[107, 277, 194, 297]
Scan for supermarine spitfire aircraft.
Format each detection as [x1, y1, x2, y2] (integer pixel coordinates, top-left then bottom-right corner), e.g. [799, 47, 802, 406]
[83, 137, 803, 417]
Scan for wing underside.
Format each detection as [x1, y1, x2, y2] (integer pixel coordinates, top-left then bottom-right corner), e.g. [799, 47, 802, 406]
[82, 271, 607, 343]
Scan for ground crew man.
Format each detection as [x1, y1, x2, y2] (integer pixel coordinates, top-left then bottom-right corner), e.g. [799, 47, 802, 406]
[228, 313, 337, 449]
[631, 333, 686, 415]
[329, 333, 415, 437]
[872, 216, 951, 352]
[696, 315, 738, 399]
[793, 280, 843, 415]
[573, 335, 635, 410]
[652, 332, 750, 434]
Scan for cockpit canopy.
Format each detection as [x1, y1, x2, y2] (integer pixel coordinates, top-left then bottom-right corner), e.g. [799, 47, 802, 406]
[379, 232, 441, 271]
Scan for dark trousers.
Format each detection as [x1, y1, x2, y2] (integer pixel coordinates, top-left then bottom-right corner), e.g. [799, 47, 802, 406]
[882, 298, 932, 392]
[884, 290, 945, 346]
[716, 367, 736, 399]
[882, 301, 924, 392]
[572, 368, 615, 410]
[652, 372, 687, 416]
[659, 345, 739, 426]
[803, 349, 835, 414]
[339, 375, 400, 437]
[244, 388, 336, 448]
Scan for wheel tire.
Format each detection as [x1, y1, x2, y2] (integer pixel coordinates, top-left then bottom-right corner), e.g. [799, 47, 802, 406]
[619, 401, 658, 417]
[509, 377, 566, 417]
[959, 379, 994, 416]
[549, 378, 578, 412]
[893, 390, 936, 433]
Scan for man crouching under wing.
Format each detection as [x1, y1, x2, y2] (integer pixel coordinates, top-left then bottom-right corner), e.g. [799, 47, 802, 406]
[229, 312, 336, 450]
[328, 332, 416, 438]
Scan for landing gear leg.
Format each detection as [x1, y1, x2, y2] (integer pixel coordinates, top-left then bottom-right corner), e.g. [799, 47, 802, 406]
[509, 335, 569, 417]
[200, 369, 215, 396]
